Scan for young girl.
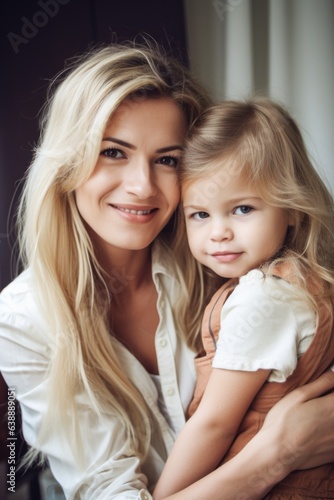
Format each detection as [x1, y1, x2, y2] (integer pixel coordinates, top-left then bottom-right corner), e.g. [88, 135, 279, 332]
[154, 99, 334, 499]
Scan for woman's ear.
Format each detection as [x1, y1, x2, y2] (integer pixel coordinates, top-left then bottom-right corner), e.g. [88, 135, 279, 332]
[287, 210, 296, 227]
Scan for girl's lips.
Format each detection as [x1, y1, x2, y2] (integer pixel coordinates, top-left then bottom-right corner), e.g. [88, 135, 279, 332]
[211, 252, 242, 263]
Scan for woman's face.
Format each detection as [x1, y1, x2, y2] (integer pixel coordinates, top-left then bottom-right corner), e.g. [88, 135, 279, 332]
[75, 98, 187, 253]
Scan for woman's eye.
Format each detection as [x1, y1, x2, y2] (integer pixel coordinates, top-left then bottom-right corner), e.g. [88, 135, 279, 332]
[192, 211, 209, 220]
[100, 147, 124, 159]
[234, 205, 253, 215]
[157, 156, 179, 168]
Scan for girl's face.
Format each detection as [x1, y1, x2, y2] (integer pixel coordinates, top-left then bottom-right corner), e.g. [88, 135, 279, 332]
[183, 169, 292, 278]
[75, 98, 186, 253]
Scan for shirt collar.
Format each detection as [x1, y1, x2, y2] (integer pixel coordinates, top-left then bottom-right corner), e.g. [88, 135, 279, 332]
[151, 240, 178, 283]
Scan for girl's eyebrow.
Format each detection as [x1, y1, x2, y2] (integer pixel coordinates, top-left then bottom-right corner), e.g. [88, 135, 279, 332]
[183, 204, 206, 211]
[228, 196, 262, 204]
[102, 136, 184, 153]
[183, 197, 262, 211]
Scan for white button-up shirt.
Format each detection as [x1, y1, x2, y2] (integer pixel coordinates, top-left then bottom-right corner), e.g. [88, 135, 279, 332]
[0, 242, 197, 499]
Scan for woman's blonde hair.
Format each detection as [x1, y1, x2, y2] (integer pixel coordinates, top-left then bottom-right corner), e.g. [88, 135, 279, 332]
[180, 98, 334, 295]
[18, 42, 212, 465]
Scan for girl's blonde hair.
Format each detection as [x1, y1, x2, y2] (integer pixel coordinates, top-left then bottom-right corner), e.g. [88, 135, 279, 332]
[18, 42, 212, 465]
[180, 98, 334, 295]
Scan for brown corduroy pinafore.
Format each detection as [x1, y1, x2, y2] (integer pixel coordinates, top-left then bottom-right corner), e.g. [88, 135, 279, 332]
[187, 264, 334, 498]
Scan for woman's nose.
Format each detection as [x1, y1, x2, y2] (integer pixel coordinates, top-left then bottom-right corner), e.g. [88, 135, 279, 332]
[124, 159, 157, 198]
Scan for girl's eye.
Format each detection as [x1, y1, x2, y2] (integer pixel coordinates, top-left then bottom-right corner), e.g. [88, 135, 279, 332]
[157, 156, 179, 168]
[100, 147, 125, 159]
[234, 205, 253, 215]
[192, 211, 209, 220]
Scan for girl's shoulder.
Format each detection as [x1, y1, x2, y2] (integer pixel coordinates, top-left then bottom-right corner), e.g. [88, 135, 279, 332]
[239, 268, 264, 285]
[235, 266, 307, 305]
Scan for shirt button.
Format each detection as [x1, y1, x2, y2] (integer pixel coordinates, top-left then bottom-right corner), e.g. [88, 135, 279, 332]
[166, 387, 175, 396]
[159, 339, 167, 347]
[160, 300, 166, 308]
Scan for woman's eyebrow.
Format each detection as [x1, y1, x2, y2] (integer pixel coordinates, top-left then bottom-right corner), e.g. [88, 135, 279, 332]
[102, 137, 184, 154]
[102, 137, 135, 149]
[156, 145, 184, 153]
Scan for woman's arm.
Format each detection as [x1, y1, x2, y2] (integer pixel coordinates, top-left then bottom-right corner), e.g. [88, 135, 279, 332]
[259, 368, 334, 471]
[158, 369, 334, 500]
[0, 280, 157, 499]
[154, 367, 270, 499]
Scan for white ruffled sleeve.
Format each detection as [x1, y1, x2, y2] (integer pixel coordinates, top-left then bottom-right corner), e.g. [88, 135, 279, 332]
[212, 269, 316, 382]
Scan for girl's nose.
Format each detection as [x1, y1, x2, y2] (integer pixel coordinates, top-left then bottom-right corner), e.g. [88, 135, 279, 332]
[210, 220, 233, 241]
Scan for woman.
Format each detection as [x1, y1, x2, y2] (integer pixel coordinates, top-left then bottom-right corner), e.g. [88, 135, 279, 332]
[0, 43, 333, 499]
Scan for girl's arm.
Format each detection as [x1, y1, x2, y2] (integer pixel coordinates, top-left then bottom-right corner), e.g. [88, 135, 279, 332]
[157, 369, 334, 500]
[153, 367, 270, 499]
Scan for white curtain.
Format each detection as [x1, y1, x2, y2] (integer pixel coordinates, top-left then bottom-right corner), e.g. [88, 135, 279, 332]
[183, 0, 334, 194]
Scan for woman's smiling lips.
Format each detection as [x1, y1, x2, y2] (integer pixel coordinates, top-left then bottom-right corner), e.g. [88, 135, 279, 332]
[109, 203, 158, 221]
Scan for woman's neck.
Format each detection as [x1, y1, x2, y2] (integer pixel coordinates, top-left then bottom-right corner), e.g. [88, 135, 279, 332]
[96, 243, 153, 293]
[99, 243, 159, 374]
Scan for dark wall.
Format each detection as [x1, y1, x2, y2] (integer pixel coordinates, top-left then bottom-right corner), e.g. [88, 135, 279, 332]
[0, 0, 188, 290]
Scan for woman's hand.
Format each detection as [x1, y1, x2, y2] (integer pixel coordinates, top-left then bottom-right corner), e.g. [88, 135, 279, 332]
[156, 371, 334, 500]
[261, 368, 334, 471]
